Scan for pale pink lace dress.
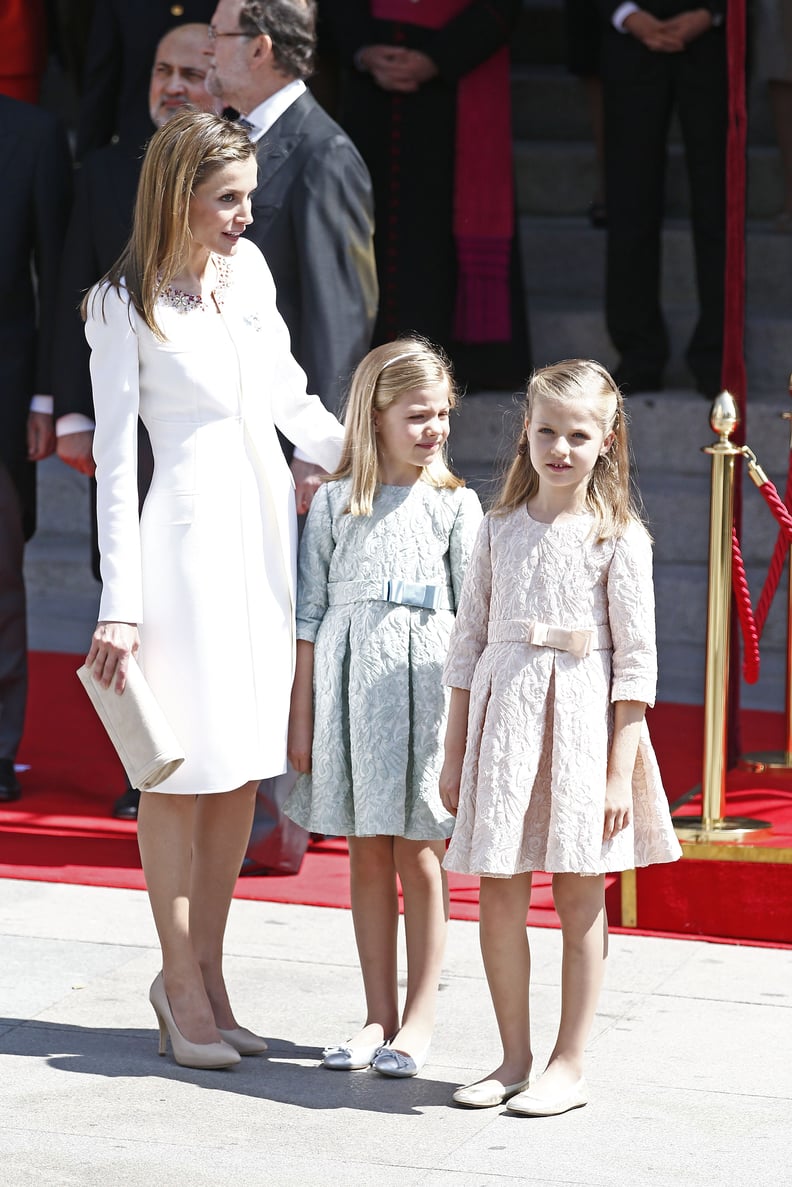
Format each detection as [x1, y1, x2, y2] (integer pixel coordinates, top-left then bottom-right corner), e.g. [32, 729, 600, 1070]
[443, 508, 682, 876]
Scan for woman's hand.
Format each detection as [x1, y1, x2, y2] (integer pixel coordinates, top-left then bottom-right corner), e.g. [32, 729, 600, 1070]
[290, 458, 325, 515]
[86, 621, 140, 693]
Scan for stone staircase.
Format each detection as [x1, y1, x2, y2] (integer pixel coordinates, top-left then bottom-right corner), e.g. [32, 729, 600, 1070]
[450, 0, 792, 712]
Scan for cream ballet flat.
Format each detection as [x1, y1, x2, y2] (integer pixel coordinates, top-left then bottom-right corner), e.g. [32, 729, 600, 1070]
[452, 1076, 532, 1109]
[217, 1026, 268, 1055]
[506, 1076, 588, 1117]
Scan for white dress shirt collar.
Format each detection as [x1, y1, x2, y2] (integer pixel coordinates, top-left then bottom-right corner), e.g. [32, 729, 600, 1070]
[241, 79, 306, 141]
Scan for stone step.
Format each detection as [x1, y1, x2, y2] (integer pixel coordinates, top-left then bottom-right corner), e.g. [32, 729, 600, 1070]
[639, 471, 791, 569]
[451, 391, 792, 475]
[654, 558, 786, 659]
[526, 301, 792, 391]
[645, 555, 786, 710]
[519, 216, 792, 308]
[515, 140, 785, 220]
[511, 65, 777, 145]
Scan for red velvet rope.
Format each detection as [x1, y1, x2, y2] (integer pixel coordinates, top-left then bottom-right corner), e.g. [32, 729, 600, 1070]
[756, 475, 792, 540]
[732, 464, 792, 681]
[732, 528, 760, 683]
[755, 454, 792, 634]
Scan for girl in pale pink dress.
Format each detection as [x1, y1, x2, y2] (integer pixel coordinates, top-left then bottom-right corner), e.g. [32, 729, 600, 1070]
[440, 359, 681, 1116]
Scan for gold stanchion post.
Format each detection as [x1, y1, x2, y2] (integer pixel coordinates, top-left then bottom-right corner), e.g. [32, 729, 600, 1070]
[674, 392, 771, 842]
[741, 372, 792, 771]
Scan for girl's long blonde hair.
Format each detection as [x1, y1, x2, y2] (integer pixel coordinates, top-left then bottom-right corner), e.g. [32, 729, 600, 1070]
[331, 337, 464, 516]
[83, 110, 255, 338]
[494, 358, 640, 539]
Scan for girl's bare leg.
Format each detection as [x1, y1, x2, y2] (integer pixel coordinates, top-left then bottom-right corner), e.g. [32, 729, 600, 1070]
[389, 838, 449, 1056]
[190, 781, 259, 1029]
[530, 872, 607, 1099]
[136, 791, 218, 1043]
[475, 873, 534, 1085]
[346, 835, 400, 1045]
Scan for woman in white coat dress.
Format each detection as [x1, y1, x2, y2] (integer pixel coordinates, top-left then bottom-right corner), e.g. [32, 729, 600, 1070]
[84, 111, 344, 1069]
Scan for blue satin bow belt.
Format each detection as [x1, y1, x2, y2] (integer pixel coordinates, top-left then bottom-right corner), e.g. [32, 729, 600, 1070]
[327, 578, 453, 611]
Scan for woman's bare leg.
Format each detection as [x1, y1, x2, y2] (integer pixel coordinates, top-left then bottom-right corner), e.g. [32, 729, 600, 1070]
[346, 835, 400, 1045]
[190, 781, 258, 1030]
[136, 791, 218, 1043]
[388, 838, 449, 1056]
[475, 873, 534, 1086]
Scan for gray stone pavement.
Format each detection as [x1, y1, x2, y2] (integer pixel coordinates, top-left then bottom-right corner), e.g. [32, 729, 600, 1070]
[1, 879, 791, 1187]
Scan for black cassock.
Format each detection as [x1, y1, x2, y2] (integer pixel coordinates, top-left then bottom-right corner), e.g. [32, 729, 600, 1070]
[322, 0, 531, 392]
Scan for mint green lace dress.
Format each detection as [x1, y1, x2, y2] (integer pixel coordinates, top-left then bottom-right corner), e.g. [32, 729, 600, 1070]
[284, 478, 482, 839]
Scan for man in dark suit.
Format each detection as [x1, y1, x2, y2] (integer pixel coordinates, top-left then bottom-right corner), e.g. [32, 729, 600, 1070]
[206, 0, 377, 506]
[597, 1, 727, 397]
[76, 0, 217, 156]
[0, 95, 72, 802]
[206, 0, 377, 873]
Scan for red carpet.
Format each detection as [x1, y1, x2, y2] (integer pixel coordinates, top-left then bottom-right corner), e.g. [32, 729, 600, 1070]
[1, 653, 790, 945]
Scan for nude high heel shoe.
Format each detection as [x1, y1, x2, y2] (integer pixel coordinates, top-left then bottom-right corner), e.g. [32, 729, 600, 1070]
[149, 973, 241, 1069]
[217, 1026, 268, 1055]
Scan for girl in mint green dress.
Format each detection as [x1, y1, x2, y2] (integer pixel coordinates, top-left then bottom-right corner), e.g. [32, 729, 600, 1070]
[285, 338, 481, 1079]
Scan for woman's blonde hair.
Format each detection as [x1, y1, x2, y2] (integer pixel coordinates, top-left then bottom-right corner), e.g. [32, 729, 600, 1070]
[331, 337, 464, 516]
[494, 358, 640, 539]
[83, 110, 255, 338]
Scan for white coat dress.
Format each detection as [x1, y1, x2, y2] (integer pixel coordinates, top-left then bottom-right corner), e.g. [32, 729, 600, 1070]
[86, 238, 345, 794]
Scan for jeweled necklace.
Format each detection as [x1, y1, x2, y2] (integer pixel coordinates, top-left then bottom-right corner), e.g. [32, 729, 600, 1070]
[158, 256, 231, 312]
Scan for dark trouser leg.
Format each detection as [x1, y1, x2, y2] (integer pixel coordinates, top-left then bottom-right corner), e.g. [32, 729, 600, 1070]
[0, 462, 27, 762]
[677, 33, 728, 396]
[602, 38, 674, 385]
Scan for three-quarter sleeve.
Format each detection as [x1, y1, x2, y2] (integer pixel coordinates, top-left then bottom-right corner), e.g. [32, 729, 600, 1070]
[607, 520, 658, 706]
[85, 284, 143, 624]
[443, 513, 493, 689]
[295, 483, 336, 643]
[448, 487, 484, 609]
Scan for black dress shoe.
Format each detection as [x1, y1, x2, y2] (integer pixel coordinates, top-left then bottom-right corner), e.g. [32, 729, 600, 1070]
[0, 758, 21, 803]
[112, 786, 140, 820]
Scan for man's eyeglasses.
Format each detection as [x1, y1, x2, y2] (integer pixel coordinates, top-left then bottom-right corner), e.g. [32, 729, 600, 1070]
[208, 26, 253, 40]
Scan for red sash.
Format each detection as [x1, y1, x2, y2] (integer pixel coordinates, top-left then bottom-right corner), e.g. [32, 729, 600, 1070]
[371, 1, 514, 342]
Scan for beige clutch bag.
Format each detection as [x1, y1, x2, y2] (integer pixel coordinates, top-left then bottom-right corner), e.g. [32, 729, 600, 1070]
[77, 658, 186, 790]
